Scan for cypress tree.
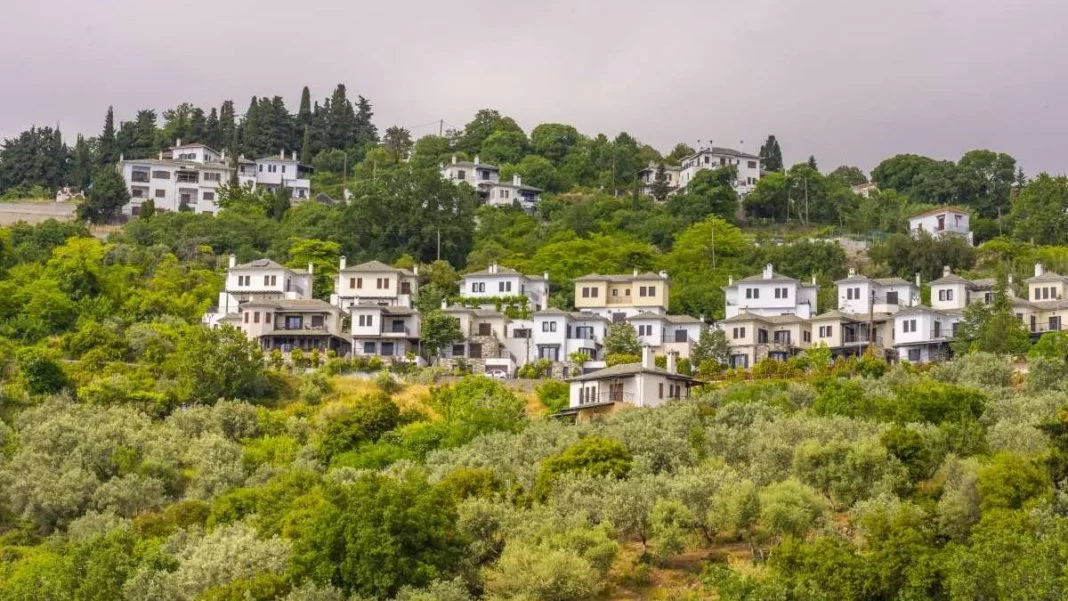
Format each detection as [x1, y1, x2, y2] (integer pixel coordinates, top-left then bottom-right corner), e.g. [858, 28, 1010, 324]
[70, 135, 92, 189]
[99, 106, 118, 166]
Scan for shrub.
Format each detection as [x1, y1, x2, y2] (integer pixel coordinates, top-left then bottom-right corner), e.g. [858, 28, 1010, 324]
[536, 380, 570, 414]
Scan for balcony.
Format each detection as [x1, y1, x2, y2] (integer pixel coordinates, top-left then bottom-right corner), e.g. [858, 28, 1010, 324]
[578, 391, 636, 406]
[381, 325, 413, 337]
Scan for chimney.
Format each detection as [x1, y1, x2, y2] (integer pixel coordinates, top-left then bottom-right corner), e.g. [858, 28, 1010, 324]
[308, 262, 314, 275]
[1036, 263, 1044, 277]
[633, 268, 639, 276]
[848, 267, 856, 277]
[119, 153, 124, 162]
[339, 256, 347, 271]
[228, 254, 236, 269]
[513, 174, 521, 186]
[1008, 273, 1014, 286]
[474, 155, 480, 165]
[176, 138, 182, 147]
[658, 270, 668, 279]
[159, 151, 163, 160]
[943, 265, 951, 278]
[763, 264, 774, 279]
[641, 345, 654, 369]
[490, 262, 498, 275]
[728, 275, 734, 285]
[441, 299, 448, 310]
[292, 151, 297, 161]
[451, 154, 457, 165]
[413, 265, 419, 276]
[280, 149, 285, 159]
[666, 352, 678, 374]
[811, 275, 817, 286]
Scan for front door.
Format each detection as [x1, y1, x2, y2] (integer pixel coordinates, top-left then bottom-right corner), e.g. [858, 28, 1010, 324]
[609, 382, 624, 402]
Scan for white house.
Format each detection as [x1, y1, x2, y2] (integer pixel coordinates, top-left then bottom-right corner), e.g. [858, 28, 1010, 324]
[351, 304, 421, 360]
[120, 142, 313, 216]
[482, 174, 542, 209]
[638, 163, 682, 197]
[717, 312, 813, 368]
[678, 147, 762, 195]
[835, 269, 919, 314]
[459, 263, 550, 311]
[560, 347, 696, 421]
[331, 258, 419, 310]
[628, 312, 705, 360]
[204, 256, 314, 327]
[237, 298, 350, 356]
[723, 264, 818, 319]
[532, 309, 608, 364]
[254, 151, 312, 200]
[893, 306, 958, 364]
[909, 207, 973, 246]
[441, 155, 499, 186]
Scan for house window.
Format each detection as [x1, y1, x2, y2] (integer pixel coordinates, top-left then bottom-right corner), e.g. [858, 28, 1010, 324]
[591, 287, 599, 298]
[646, 285, 655, 297]
[152, 170, 170, 179]
[358, 315, 373, 327]
[155, 189, 166, 198]
[176, 171, 199, 183]
[745, 288, 752, 299]
[542, 321, 557, 332]
[311, 315, 324, 328]
[1034, 288, 1041, 300]
[902, 319, 916, 333]
[203, 172, 221, 182]
[286, 316, 302, 329]
[131, 187, 146, 198]
[478, 323, 492, 336]
[757, 329, 768, 343]
[774, 287, 789, 299]
[203, 191, 215, 201]
[908, 349, 921, 362]
[1051, 316, 1062, 331]
[803, 331, 811, 342]
[377, 278, 389, 289]
[259, 164, 264, 172]
[243, 312, 249, 323]
[499, 282, 512, 293]
[499, 189, 509, 199]
[581, 287, 590, 298]
[819, 325, 833, 338]
[612, 288, 619, 297]
[457, 169, 466, 181]
[380, 342, 394, 356]
[886, 291, 899, 305]
[732, 327, 745, 339]
[659, 383, 664, 399]
[512, 328, 531, 339]
[748, 160, 757, 169]
[639, 286, 647, 297]
[350, 277, 357, 288]
[364, 342, 376, 354]
[131, 168, 150, 182]
[253, 312, 260, 324]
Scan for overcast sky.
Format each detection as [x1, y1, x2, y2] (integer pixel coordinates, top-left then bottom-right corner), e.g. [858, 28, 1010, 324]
[4, 0, 1067, 174]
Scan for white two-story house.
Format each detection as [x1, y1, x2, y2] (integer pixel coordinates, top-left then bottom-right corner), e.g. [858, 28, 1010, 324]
[350, 304, 421, 361]
[909, 207, 973, 246]
[559, 347, 696, 422]
[204, 256, 314, 327]
[331, 258, 419, 310]
[893, 306, 957, 363]
[638, 162, 682, 197]
[482, 174, 542, 209]
[628, 312, 705, 360]
[254, 151, 312, 200]
[723, 264, 818, 319]
[459, 263, 550, 312]
[835, 269, 919, 314]
[678, 147, 762, 195]
[441, 155, 499, 186]
[531, 309, 608, 366]
[238, 299, 350, 356]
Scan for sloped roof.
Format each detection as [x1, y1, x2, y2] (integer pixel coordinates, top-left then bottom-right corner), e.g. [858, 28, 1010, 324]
[930, 273, 973, 286]
[569, 362, 696, 383]
[574, 272, 668, 282]
[665, 314, 704, 324]
[463, 265, 524, 278]
[735, 272, 798, 284]
[893, 305, 949, 318]
[909, 206, 969, 219]
[1026, 271, 1068, 284]
[683, 147, 760, 161]
[873, 277, 913, 286]
[811, 309, 862, 322]
[446, 161, 500, 171]
[241, 299, 339, 312]
[234, 258, 286, 270]
[717, 312, 772, 324]
[340, 260, 415, 276]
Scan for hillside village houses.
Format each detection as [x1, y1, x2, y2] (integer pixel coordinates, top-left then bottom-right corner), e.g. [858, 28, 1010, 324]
[440, 155, 542, 209]
[637, 163, 681, 197]
[909, 207, 974, 246]
[678, 147, 762, 196]
[119, 142, 312, 217]
[203, 257, 314, 327]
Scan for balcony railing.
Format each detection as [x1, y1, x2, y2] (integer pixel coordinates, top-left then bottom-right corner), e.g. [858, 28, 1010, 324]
[382, 325, 412, 337]
[275, 323, 328, 331]
[578, 391, 636, 406]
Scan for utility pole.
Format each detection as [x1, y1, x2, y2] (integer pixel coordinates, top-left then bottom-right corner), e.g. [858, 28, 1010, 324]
[804, 175, 810, 224]
[436, 228, 441, 261]
[868, 289, 876, 355]
[439, 119, 444, 137]
[711, 225, 716, 269]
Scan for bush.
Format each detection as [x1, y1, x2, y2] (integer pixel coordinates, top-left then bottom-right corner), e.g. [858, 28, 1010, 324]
[319, 393, 401, 461]
[534, 436, 632, 500]
[536, 380, 570, 414]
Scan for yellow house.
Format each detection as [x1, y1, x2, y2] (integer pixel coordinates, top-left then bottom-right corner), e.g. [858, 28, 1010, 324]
[573, 270, 669, 319]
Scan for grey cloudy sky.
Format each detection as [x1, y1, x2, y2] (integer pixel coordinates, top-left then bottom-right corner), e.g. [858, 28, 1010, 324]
[4, 0, 1067, 174]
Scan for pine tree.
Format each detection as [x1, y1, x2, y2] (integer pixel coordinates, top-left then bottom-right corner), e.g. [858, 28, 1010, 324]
[650, 162, 672, 201]
[759, 135, 783, 172]
[301, 125, 312, 164]
[129, 110, 158, 159]
[298, 86, 313, 127]
[807, 155, 818, 171]
[325, 84, 358, 151]
[78, 166, 129, 223]
[99, 106, 118, 166]
[354, 95, 378, 147]
[70, 135, 92, 189]
[190, 107, 207, 144]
